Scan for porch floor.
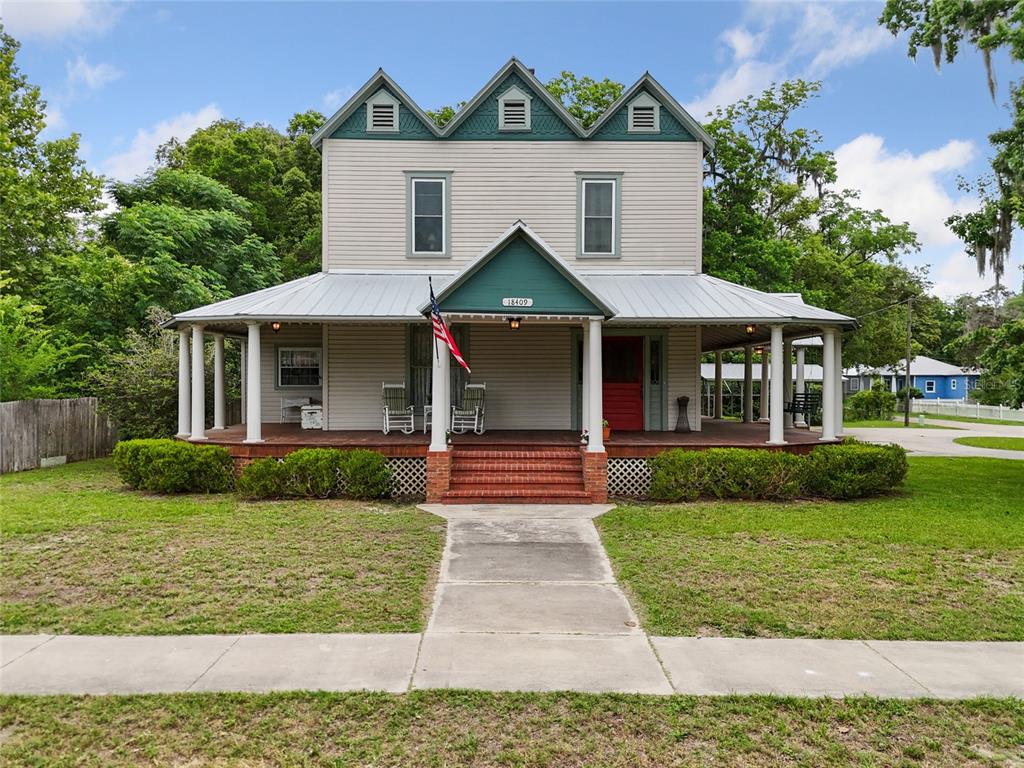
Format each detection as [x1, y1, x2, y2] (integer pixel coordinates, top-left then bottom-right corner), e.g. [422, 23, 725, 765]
[203, 418, 832, 459]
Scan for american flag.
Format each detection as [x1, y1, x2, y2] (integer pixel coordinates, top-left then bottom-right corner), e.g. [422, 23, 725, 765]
[430, 280, 471, 373]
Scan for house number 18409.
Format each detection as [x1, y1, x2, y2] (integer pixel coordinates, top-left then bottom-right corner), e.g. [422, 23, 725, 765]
[502, 297, 534, 307]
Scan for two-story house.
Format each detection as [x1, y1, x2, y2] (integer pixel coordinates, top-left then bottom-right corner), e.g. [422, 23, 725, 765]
[168, 59, 854, 503]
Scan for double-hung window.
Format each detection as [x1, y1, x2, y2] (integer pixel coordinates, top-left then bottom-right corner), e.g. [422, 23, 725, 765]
[278, 348, 321, 388]
[407, 173, 450, 256]
[578, 175, 620, 256]
[924, 380, 936, 394]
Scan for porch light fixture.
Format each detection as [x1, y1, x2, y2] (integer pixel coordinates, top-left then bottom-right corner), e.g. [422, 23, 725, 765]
[508, 317, 522, 330]
[271, 321, 281, 333]
[745, 323, 757, 336]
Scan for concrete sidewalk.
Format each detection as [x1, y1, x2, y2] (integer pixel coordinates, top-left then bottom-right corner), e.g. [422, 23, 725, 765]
[2, 504, 1021, 698]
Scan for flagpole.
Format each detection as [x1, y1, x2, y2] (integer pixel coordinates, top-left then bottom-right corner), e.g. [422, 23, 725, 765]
[429, 277, 439, 363]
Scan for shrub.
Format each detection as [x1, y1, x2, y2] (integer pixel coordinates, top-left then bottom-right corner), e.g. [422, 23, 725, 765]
[113, 438, 234, 493]
[648, 442, 908, 502]
[236, 457, 287, 500]
[801, 441, 908, 499]
[235, 448, 392, 500]
[846, 379, 897, 421]
[339, 449, 393, 499]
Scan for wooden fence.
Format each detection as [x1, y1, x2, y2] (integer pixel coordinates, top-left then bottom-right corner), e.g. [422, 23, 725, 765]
[0, 397, 119, 474]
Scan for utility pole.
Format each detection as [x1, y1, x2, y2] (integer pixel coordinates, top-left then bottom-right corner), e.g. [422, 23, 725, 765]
[904, 298, 913, 426]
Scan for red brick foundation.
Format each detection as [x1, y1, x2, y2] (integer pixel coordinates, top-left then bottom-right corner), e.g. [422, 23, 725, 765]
[581, 449, 608, 504]
[425, 450, 451, 502]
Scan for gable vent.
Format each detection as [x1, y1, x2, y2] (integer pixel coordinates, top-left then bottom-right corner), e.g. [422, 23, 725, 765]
[371, 103, 396, 130]
[631, 106, 656, 130]
[502, 100, 527, 127]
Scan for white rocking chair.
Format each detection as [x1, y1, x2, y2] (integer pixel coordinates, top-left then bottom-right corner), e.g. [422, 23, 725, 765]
[382, 383, 415, 435]
[450, 383, 486, 435]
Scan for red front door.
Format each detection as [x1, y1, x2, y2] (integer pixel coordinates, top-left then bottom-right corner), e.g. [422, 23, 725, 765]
[602, 336, 644, 431]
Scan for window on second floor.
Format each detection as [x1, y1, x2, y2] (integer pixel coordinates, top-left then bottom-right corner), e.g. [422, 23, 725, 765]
[405, 172, 451, 257]
[579, 177, 619, 256]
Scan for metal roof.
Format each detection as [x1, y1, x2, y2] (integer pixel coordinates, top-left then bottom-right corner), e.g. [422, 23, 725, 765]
[846, 356, 976, 377]
[168, 269, 854, 333]
[700, 362, 825, 382]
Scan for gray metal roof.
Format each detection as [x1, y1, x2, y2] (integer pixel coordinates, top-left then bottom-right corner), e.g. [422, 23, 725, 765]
[846, 356, 976, 377]
[700, 362, 825, 382]
[168, 269, 854, 333]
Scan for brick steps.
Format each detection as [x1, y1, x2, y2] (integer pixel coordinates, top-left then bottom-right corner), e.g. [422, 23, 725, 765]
[441, 444, 591, 504]
[451, 459, 582, 473]
[450, 470, 585, 485]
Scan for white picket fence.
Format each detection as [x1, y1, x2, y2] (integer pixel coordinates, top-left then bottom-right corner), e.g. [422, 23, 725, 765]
[910, 398, 1024, 423]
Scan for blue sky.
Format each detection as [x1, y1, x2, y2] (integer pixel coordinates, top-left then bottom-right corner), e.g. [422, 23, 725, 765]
[5, 0, 1021, 297]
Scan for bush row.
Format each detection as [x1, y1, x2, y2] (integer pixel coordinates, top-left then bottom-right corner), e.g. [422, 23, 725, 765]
[236, 448, 392, 500]
[112, 441, 393, 499]
[648, 441, 908, 502]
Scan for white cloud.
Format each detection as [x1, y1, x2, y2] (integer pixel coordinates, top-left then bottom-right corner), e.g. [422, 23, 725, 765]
[794, 4, 894, 78]
[931, 248, 1003, 298]
[0, 0, 124, 41]
[322, 85, 355, 113]
[687, 59, 785, 118]
[721, 27, 765, 63]
[66, 55, 122, 92]
[104, 104, 222, 181]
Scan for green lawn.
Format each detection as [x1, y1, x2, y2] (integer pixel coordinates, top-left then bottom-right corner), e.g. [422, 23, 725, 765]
[923, 412, 1024, 427]
[844, 418, 957, 429]
[598, 457, 1024, 640]
[954, 436, 1024, 451]
[0, 459, 445, 634]
[1, 692, 1020, 767]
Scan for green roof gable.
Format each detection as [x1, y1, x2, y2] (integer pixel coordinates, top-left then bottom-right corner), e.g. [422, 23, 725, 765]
[329, 87, 438, 140]
[446, 72, 580, 141]
[590, 88, 697, 142]
[440, 233, 603, 315]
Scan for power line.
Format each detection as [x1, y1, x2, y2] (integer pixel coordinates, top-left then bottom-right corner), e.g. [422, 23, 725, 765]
[855, 296, 915, 321]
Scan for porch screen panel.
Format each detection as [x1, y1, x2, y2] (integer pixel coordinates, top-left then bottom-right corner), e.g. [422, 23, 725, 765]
[409, 324, 469, 409]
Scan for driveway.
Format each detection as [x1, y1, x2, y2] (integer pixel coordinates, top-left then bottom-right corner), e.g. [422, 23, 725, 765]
[843, 417, 1024, 460]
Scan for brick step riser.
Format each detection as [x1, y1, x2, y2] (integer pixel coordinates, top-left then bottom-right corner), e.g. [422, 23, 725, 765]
[451, 449, 582, 459]
[450, 460, 582, 472]
[450, 470, 584, 483]
[442, 491, 593, 502]
[448, 480, 587, 492]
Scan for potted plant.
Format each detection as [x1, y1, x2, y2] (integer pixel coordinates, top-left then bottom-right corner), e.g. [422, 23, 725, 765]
[602, 419, 611, 441]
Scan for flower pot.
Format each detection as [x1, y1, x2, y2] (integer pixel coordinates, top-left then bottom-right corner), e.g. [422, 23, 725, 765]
[602, 426, 611, 441]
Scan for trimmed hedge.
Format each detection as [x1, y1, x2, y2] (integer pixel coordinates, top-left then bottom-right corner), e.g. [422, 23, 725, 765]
[113, 439, 234, 494]
[648, 441, 907, 502]
[237, 448, 392, 501]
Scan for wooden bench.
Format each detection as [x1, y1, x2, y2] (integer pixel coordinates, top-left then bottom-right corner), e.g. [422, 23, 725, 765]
[784, 392, 822, 424]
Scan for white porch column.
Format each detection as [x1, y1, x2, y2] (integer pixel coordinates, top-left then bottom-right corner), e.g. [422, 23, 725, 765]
[742, 346, 754, 423]
[758, 349, 770, 422]
[244, 322, 263, 443]
[581, 322, 590, 432]
[189, 324, 207, 441]
[177, 328, 191, 437]
[783, 338, 794, 429]
[713, 351, 724, 419]
[794, 346, 807, 427]
[768, 325, 785, 445]
[833, 332, 844, 437]
[240, 340, 247, 425]
[820, 327, 837, 441]
[587, 317, 604, 452]
[429, 338, 450, 452]
[212, 333, 226, 430]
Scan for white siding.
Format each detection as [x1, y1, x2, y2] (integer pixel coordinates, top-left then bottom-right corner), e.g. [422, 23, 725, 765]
[467, 324, 573, 430]
[259, 325, 323, 424]
[326, 325, 406, 429]
[666, 325, 700, 432]
[324, 139, 702, 272]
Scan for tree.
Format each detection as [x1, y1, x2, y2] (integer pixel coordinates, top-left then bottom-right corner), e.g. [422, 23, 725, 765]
[977, 318, 1024, 406]
[0, 26, 104, 300]
[543, 72, 623, 128]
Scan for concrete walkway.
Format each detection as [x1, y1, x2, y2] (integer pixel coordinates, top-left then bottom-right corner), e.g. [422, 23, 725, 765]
[844, 417, 1024, 460]
[2, 504, 1021, 698]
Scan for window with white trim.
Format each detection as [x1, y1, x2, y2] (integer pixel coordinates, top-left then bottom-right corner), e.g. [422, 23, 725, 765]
[581, 179, 616, 255]
[412, 178, 445, 254]
[924, 380, 936, 393]
[278, 348, 321, 388]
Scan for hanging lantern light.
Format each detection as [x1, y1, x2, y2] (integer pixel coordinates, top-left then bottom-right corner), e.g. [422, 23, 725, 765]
[271, 322, 282, 333]
[508, 317, 522, 330]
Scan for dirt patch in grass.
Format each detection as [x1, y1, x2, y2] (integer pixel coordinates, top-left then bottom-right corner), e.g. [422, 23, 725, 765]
[1, 692, 1021, 767]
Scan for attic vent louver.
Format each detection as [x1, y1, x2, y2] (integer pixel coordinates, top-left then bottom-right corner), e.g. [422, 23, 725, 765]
[371, 103, 396, 130]
[631, 106, 655, 130]
[503, 100, 527, 127]
[498, 86, 532, 131]
[627, 93, 660, 134]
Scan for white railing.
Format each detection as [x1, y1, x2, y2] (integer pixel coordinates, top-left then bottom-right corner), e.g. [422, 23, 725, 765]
[910, 398, 1024, 423]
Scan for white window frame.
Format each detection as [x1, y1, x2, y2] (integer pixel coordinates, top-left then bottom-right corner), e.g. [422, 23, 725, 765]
[924, 379, 936, 394]
[411, 177, 447, 256]
[950, 378, 957, 391]
[581, 178, 617, 256]
[277, 347, 322, 389]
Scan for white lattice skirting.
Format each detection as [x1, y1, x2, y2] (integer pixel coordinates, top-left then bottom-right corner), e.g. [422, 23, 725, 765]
[607, 457, 652, 499]
[388, 456, 426, 498]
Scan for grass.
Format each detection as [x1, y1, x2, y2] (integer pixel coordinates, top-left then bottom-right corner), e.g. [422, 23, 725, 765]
[954, 436, 1024, 451]
[598, 457, 1024, 640]
[844, 418, 957, 429]
[923, 412, 1024, 427]
[0, 692, 1021, 767]
[0, 459, 445, 635]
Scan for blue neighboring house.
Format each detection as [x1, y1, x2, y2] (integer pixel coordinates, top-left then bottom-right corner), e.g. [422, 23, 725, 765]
[844, 356, 981, 401]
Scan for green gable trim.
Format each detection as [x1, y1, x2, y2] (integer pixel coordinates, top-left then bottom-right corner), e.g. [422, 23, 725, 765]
[440, 234, 603, 315]
[447, 72, 579, 141]
[590, 88, 697, 141]
[329, 87, 438, 140]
